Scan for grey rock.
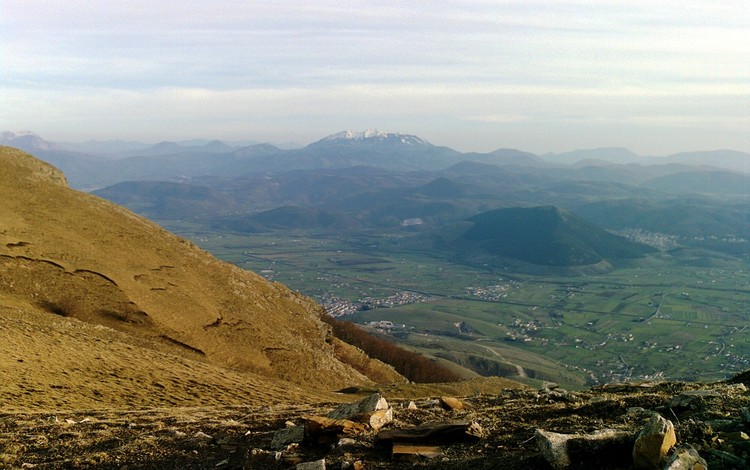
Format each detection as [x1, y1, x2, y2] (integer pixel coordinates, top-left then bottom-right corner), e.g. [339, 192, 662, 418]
[707, 449, 746, 468]
[336, 437, 358, 447]
[539, 385, 582, 403]
[626, 407, 653, 418]
[740, 407, 750, 424]
[378, 421, 483, 444]
[705, 418, 736, 433]
[296, 459, 326, 470]
[723, 430, 749, 441]
[271, 425, 305, 450]
[664, 445, 707, 470]
[669, 390, 721, 410]
[328, 393, 388, 420]
[542, 382, 560, 391]
[536, 428, 633, 470]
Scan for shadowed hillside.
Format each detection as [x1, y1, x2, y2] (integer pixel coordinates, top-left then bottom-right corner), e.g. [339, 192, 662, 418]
[93, 180, 240, 219]
[446, 206, 656, 267]
[213, 205, 362, 233]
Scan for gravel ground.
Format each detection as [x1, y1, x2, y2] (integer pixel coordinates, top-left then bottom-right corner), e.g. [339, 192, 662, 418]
[4, 378, 750, 469]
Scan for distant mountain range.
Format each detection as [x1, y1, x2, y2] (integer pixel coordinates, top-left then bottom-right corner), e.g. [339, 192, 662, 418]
[1, 131, 65, 152]
[4, 129, 749, 265]
[3, 130, 748, 190]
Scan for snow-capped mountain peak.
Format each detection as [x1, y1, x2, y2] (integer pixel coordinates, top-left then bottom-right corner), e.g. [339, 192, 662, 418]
[323, 129, 385, 141]
[317, 129, 431, 146]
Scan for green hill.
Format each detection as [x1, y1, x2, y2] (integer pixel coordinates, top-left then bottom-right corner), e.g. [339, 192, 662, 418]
[449, 206, 656, 266]
[213, 205, 361, 232]
[94, 180, 238, 219]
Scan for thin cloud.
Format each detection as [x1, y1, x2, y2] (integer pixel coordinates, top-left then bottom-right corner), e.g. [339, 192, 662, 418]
[1, 0, 747, 154]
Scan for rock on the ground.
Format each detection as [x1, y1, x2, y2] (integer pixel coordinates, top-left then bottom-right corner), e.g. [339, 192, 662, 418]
[536, 428, 634, 470]
[326, 392, 393, 431]
[664, 446, 707, 470]
[296, 459, 326, 470]
[303, 416, 367, 445]
[378, 421, 483, 445]
[669, 390, 721, 410]
[271, 425, 305, 450]
[337, 437, 358, 447]
[439, 396, 464, 411]
[536, 429, 571, 470]
[328, 393, 388, 420]
[632, 414, 676, 469]
[707, 449, 746, 468]
[367, 408, 393, 432]
[193, 431, 213, 440]
[392, 444, 443, 461]
[539, 383, 582, 403]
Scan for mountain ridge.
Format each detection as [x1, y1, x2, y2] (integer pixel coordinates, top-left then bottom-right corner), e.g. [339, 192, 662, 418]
[314, 129, 432, 146]
[4, 130, 749, 190]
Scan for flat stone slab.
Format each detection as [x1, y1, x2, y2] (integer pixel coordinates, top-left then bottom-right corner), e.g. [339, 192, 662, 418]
[392, 444, 443, 461]
[536, 428, 635, 470]
[303, 416, 368, 445]
[378, 421, 483, 444]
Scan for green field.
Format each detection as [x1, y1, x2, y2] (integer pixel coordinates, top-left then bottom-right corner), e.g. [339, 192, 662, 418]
[163, 221, 750, 389]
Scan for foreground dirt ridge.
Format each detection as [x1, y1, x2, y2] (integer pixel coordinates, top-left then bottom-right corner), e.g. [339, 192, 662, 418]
[3, 378, 750, 469]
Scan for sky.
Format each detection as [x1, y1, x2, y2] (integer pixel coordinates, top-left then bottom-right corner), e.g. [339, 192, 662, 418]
[1, 0, 748, 155]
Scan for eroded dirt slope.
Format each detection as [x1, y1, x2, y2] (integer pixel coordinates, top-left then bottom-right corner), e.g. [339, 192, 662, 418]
[0, 146, 369, 392]
[0, 304, 336, 411]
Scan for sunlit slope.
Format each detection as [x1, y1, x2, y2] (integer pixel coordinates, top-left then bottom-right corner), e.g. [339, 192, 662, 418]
[0, 146, 368, 391]
[0, 303, 334, 410]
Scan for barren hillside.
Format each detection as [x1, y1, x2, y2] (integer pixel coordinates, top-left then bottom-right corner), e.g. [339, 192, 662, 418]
[0, 146, 377, 408]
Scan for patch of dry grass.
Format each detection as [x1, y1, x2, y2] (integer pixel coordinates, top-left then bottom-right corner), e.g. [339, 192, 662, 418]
[0, 304, 335, 411]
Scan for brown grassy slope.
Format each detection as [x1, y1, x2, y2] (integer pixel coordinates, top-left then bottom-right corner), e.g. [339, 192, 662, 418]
[0, 303, 336, 410]
[0, 146, 369, 394]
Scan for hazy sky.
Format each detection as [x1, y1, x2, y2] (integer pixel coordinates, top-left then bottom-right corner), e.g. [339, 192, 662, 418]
[2, 1, 748, 154]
